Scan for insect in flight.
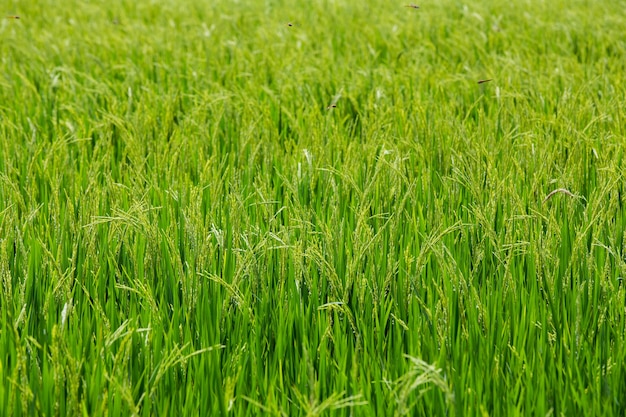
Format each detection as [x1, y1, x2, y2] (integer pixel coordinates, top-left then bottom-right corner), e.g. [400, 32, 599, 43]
[405, 4, 420, 9]
[327, 89, 343, 110]
[6, 15, 20, 19]
[477, 79, 493, 84]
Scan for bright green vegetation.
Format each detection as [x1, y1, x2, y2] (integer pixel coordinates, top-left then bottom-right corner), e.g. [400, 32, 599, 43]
[1, 0, 625, 415]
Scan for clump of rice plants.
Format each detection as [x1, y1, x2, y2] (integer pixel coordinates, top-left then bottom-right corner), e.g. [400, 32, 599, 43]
[1, 0, 625, 415]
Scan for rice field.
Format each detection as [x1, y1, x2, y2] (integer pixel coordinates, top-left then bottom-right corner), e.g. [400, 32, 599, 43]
[1, 0, 625, 415]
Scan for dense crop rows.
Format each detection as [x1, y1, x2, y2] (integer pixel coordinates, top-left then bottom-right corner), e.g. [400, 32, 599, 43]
[1, 0, 625, 415]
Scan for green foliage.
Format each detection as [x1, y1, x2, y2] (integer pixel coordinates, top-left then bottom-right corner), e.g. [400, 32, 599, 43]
[1, 0, 625, 415]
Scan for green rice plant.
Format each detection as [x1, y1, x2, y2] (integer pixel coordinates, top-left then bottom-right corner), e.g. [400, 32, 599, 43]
[1, 0, 626, 415]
